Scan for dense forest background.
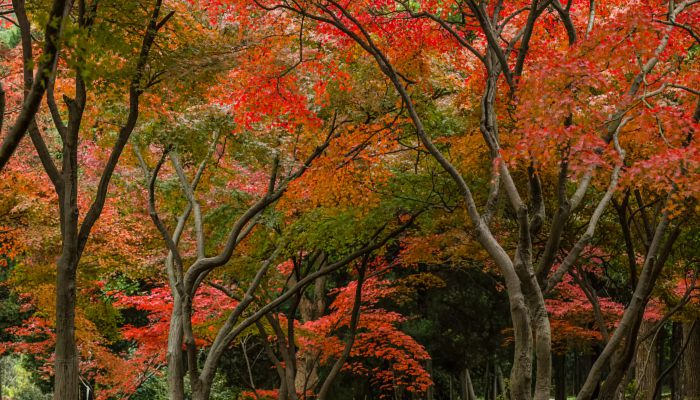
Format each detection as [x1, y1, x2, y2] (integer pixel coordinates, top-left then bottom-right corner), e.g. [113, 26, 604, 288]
[0, 0, 699, 399]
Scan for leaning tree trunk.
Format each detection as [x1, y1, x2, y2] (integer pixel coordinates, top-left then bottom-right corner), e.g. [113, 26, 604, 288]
[683, 321, 700, 400]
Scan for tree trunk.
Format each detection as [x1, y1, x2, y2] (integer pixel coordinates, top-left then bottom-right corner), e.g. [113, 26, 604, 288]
[683, 321, 700, 400]
[636, 320, 658, 400]
[671, 323, 683, 400]
[461, 368, 477, 400]
[578, 213, 672, 400]
[654, 324, 666, 400]
[296, 272, 326, 394]
[426, 359, 434, 400]
[496, 364, 506, 400]
[554, 353, 566, 400]
[192, 384, 211, 400]
[54, 254, 79, 400]
[505, 286, 533, 400]
[167, 296, 185, 400]
[485, 360, 493, 400]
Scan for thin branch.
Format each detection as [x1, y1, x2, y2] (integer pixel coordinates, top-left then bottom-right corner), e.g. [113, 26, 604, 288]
[547, 118, 629, 291]
[317, 258, 367, 399]
[77, 0, 171, 257]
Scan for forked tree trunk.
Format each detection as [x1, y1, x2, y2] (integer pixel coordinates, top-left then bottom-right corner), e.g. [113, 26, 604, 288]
[55, 109, 81, 399]
[461, 368, 477, 400]
[496, 365, 506, 399]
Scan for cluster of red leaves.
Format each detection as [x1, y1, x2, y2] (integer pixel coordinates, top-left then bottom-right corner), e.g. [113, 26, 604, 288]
[0, 306, 146, 400]
[111, 283, 237, 364]
[240, 389, 281, 399]
[546, 248, 624, 353]
[298, 276, 432, 396]
[511, 0, 699, 209]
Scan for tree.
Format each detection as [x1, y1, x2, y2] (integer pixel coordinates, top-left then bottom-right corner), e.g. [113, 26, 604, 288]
[1, 1, 176, 397]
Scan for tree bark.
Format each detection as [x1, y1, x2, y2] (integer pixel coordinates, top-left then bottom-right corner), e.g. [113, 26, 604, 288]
[54, 69, 82, 399]
[496, 364, 506, 399]
[54, 254, 79, 400]
[461, 368, 477, 400]
[671, 323, 683, 400]
[167, 294, 185, 400]
[683, 321, 700, 400]
[636, 320, 659, 400]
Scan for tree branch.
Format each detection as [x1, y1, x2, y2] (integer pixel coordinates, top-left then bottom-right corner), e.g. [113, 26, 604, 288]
[0, 0, 68, 171]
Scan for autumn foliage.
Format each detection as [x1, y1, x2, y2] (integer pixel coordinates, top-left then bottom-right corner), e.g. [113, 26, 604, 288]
[0, 0, 699, 399]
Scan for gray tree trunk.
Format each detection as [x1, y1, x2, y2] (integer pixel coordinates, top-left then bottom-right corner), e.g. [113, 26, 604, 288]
[167, 296, 185, 400]
[461, 368, 477, 400]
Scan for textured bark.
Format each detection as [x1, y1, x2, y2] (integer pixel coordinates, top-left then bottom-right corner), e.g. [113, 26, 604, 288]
[167, 295, 185, 400]
[683, 321, 700, 400]
[635, 320, 659, 400]
[54, 255, 79, 400]
[54, 56, 82, 400]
